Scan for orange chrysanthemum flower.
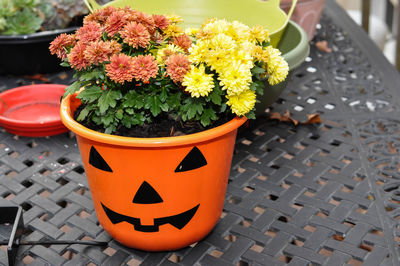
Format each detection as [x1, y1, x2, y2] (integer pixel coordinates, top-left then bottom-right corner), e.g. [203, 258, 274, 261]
[165, 54, 190, 83]
[76, 22, 102, 43]
[131, 55, 158, 83]
[84, 41, 113, 65]
[49, 33, 76, 60]
[120, 22, 150, 49]
[68, 42, 89, 70]
[106, 54, 135, 84]
[84, 6, 116, 25]
[152, 14, 169, 30]
[173, 34, 192, 51]
[105, 10, 128, 37]
[108, 40, 122, 54]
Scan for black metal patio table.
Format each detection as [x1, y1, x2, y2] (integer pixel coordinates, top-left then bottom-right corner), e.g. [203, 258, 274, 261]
[1, 0, 400, 265]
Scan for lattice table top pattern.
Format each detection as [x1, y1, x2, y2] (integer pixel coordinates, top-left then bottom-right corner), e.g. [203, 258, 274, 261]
[1, 1, 400, 265]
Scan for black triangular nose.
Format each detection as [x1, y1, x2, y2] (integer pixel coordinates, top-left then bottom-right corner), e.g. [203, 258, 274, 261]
[132, 181, 163, 204]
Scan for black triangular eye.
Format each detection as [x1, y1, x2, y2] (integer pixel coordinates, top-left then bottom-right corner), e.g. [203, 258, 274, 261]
[175, 147, 207, 172]
[89, 146, 113, 172]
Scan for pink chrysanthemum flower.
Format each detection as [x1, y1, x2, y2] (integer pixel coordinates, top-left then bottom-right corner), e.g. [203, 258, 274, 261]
[173, 34, 192, 52]
[49, 33, 76, 60]
[132, 10, 156, 33]
[105, 10, 128, 37]
[165, 54, 190, 83]
[84, 6, 116, 25]
[131, 55, 158, 83]
[106, 54, 135, 84]
[76, 22, 102, 43]
[108, 40, 122, 54]
[120, 22, 150, 49]
[68, 42, 89, 70]
[84, 41, 113, 65]
[152, 14, 169, 30]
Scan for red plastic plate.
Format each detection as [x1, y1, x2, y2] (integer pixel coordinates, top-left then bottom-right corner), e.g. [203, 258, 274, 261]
[0, 84, 68, 137]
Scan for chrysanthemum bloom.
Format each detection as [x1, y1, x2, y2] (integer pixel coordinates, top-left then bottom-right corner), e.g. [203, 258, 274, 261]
[166, 14, 183, 24]
[131, 55, 158, 83]
[205, 33, 236, 72]
[173, 34, 192, 51]
[108, 40, 122, 54]
[76, 22, 102, 43]
[226, 89, 256, 116]
[267, 56, 289, 85]
[83, 6, 116, 25]
[104, 10, 128, 37]
[106, 54, 135, 84]
[49, 33, 76, 60]
[249, 25, 269, 43]
[234, 42, 254, 69]
[133, 10, 156, 33]
[188, 40, 210, 65]
[182, 64, 215, 98]
[156, 44, 184, 65]
[185, 27, 199, 37]
[84, 41, 113, 65]
[165, 54, 191, 83]
[152, 14, 169, 30]
[120, 22, 150, 49]
[218, 61, 252, 96]
[68, 42, 89, 70]
[164, 24, 184, 38]
[251, 45, 266, 62]
[262, 46, 289, 85]
[226, 21, 250, 43]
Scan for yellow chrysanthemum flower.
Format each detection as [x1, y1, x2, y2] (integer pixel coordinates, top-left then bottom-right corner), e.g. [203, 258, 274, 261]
[188, 39, 210, 64]
[205, 33, 236, 72]
[251, 45, 266, 62]
[262, 46, 289, 85]
[250, 25, 269, 43]
[226, 89, 256, 116]
[156, 44, 184, 65]
[164, 24, 184, 38]
[182, 64, 215, 98]
[267, 56, 289, 85]
[235, 42, 255, 69]
[166, 14, 183, 24]
[185, 27, 199, 36]
[218, 61, 252, 96]
[226, 21, 250, 43]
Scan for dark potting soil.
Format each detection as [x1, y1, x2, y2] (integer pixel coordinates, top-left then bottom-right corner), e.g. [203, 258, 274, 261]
[73, 105, 235, 138]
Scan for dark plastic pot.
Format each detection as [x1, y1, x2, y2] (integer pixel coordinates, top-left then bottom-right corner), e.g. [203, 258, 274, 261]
[0, 27, 77, 75]
[255, 20, 309, 116]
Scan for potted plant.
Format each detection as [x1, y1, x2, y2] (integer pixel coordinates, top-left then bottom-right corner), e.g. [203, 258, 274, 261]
[0, 0, 91, 75]
[53, 6, 289, 251]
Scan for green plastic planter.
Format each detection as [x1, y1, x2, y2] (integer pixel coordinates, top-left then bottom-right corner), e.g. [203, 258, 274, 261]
[255, 20, 309, 116]
[84, 0, 297, 47]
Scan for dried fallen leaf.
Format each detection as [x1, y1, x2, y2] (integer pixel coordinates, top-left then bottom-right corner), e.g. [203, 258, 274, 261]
[269, 110, 322, 126]
[315, 40, 332, 53]
[22, 74, 50, 83]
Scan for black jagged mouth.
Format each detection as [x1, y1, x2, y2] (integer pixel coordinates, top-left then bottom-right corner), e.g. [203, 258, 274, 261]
[101, 203, 200, 232]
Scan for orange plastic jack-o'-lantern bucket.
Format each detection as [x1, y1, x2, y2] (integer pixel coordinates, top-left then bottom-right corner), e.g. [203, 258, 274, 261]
[60, 93, 247, 251]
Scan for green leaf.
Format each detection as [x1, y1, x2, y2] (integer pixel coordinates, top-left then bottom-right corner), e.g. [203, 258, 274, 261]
[80, 68, 105, 81]
[209, 89, 223, 105]
[116, 109, 123, 119]
[246, 110, 256, 120]
[200, 108, 217, 127]
[76, 86, 103, 103]
[251, 65, 266, 75]
[250, 80, 265, 96]
[76, 105, 92, 121]
[63, 81, 81, 97]
[167, 93, 181, 109]
[101, 112, 115, 126]
[60, 61, 70, 67]
[145, 96, 162, 116]
[98, 90, 121, 113]
[160, 88, 167, 102]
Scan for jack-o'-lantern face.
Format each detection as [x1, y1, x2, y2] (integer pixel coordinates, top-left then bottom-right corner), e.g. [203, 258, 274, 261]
[88, 146, 207, 232]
